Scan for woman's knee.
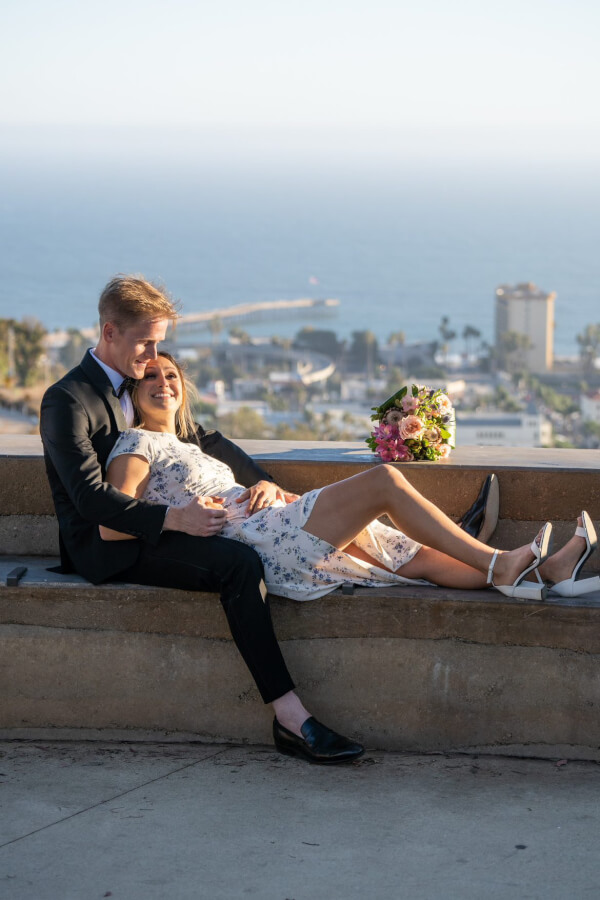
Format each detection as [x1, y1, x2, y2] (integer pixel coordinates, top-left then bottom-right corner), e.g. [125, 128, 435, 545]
[370, 463, 408, 492]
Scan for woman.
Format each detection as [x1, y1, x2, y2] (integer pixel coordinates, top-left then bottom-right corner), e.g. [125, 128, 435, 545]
[102, 353, 599, 605]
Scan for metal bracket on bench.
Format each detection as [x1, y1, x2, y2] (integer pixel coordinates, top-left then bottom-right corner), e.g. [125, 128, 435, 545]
[6, 566, 27, 586]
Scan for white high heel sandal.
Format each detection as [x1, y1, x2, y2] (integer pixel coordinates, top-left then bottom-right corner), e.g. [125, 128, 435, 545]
[487, 522, 553, 601]
[549, 511, 600, 598]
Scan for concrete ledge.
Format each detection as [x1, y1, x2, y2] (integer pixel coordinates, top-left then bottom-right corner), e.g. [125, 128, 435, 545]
[2, 438, 600, 565]
[2, 558, 600, 647]
[2, 438, 600, 522]
[1, 558, 600, 758]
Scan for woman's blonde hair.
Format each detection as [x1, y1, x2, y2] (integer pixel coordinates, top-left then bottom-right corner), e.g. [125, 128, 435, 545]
[131, 351, 198, 440]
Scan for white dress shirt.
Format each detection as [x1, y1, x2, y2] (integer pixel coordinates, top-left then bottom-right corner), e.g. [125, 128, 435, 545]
[89, 349, 135, 427]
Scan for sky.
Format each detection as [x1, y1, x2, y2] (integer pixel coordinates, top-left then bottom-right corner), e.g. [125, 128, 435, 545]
[1, 0, 599, 168]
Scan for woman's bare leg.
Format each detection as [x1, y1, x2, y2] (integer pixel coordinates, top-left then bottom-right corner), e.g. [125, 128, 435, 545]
[346, 541, 487, 588]
[302, 465, 538, 587]
[399, 547, 488, 588]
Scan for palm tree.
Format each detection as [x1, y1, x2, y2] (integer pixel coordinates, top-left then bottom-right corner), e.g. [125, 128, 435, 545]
[438, 316, 456, 365]
[386, 330, 406, 372]
[387, 330, 406, 347]
[208, 315, 223, 344]
[498, 330, 532, 373]
[576, 323, 600, 375]
[228, 326, 252, 344]
[462, 324, 481, 360]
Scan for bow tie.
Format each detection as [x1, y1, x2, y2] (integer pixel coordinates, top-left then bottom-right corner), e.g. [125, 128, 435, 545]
[116, 379, 132, 399]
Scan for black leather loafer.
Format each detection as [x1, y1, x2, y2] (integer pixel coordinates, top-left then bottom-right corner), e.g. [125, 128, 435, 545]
[273, 717, 365, 765]
[458, 473, 499, 545]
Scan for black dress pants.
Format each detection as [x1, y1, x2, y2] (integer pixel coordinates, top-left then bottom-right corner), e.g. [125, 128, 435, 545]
[115, 532, 295, 704]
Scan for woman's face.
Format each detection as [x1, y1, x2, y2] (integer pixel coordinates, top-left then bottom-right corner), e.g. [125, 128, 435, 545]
[135, 356, 183, 420]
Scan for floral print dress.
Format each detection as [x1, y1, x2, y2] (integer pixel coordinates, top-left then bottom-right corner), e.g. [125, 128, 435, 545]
[107, 429, 423, 601]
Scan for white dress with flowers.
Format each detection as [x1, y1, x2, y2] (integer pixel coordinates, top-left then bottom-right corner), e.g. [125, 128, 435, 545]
[106, 429, 423, 601]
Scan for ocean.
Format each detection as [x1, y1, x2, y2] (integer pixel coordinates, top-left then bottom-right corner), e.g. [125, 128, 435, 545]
[1, 158, 599, 356]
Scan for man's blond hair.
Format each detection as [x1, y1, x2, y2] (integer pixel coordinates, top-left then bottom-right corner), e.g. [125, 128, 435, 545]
[98, 275, 180, 330]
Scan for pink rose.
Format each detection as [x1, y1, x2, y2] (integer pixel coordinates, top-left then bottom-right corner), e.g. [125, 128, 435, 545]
[401, 396, 419, 414]
[399, 415, 424, 440]
[437, 444, 452, 458]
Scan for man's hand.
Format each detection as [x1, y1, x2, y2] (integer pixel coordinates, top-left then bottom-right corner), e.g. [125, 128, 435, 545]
[283, 491, 300, 503]
[235, 480, 287, 516]
[164, 496, 226, 536]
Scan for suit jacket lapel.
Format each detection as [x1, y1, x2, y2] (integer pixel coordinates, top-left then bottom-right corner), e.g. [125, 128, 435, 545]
[80, 350, 128, 431]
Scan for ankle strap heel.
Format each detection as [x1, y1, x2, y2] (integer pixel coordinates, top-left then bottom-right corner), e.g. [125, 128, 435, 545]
[487, 523, 552, 601]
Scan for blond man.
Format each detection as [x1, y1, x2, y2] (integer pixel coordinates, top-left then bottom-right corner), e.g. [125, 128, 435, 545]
[40, 275, 364, 764]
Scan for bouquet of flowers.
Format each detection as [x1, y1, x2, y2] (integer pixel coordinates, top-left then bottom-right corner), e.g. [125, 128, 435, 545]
[366, 384, 456, 462]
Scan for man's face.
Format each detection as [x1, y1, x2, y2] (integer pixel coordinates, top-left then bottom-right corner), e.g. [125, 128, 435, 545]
[103, 318, 169, 379]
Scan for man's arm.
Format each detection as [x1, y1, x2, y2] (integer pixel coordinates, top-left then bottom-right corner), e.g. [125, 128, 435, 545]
[195, 426, 274, 487]
[99, 453, 227, 540]
[41, 384, 167, 542]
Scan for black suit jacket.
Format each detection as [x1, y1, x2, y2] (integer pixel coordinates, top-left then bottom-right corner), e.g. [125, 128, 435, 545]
[40, 351, 273, 584]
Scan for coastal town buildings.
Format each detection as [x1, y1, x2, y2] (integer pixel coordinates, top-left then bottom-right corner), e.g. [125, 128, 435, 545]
[456, 411, 552, 447]
[581, 391, 600, 424]
[5, 289, 596, 448]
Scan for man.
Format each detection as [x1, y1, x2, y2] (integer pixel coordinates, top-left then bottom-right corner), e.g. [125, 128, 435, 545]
[40, 275, 364, 764]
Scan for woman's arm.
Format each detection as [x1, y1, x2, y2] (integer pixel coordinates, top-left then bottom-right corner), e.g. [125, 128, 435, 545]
[99, 454, 152, 541]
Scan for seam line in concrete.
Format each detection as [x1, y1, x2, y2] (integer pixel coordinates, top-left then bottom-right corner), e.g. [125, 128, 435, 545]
[0, 622, 235, 640]
[0, 746, 229, 851]
[2, 623, 599, 653]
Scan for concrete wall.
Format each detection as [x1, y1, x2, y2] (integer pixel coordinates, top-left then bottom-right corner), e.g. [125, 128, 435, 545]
[2, 437, 600, 563]
[1, 437, 600, 756]
[1, 571, 600, 758]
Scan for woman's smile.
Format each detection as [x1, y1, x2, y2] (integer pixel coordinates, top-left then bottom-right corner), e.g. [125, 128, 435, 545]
[135, 357, 183, 426]
[151, 389, 176, 400]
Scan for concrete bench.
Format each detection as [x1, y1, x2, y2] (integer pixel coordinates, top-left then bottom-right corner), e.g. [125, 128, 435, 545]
[1, 438, 600, 758]
[1, 552, 600, 759]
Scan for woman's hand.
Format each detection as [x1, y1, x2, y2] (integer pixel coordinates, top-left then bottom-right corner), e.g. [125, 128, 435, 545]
[235, 480, 287, 516]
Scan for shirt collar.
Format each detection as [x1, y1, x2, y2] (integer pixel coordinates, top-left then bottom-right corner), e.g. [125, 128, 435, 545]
[89, 348, 126, 394]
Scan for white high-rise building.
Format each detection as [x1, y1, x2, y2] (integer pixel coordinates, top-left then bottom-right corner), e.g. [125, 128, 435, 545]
[495, 283, 555, 373]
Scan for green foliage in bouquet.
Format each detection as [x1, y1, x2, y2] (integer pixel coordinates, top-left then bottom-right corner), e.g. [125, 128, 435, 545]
[366, 384, 456, 462]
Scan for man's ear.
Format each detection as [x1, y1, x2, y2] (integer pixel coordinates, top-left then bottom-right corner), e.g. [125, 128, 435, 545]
[103, 322, 117, 343]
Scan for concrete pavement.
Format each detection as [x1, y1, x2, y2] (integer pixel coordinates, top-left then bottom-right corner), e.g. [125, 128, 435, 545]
[1, 741, 599, 900]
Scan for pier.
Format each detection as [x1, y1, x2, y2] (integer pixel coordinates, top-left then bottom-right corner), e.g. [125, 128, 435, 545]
[174, 297, 340, 334]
